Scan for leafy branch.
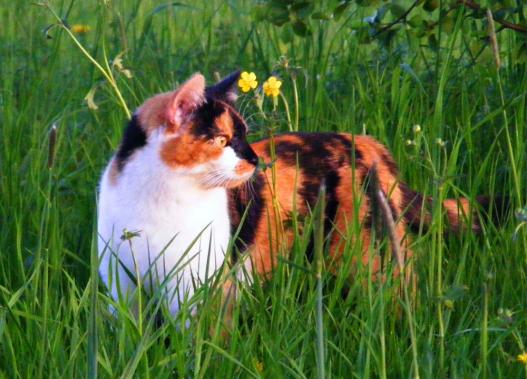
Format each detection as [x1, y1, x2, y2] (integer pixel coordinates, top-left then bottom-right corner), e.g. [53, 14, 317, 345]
[458, 0, 527, 34]
[373, 0, 421, 37]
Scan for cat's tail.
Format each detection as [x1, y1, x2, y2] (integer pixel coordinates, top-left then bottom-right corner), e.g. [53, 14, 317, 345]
[399, 183, 510, 233]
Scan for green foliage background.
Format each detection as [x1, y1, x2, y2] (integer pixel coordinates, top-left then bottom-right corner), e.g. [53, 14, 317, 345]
[0, 0, 526, 377]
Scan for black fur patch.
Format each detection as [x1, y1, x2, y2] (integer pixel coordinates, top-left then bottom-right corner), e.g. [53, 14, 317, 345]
[274, 141, 301, 165]
[475, 195, 510, 227]
[277, 133, 359, 208]
[229, 108, 248, 136]
[362, 211, 374, 232]
[228, 108, 258, 165]
[304, 171, 341, 263]
[192, 100, 258, 165]
[324, 165, 339, 232]
[270, 133, 356, 261]
[380, 150, 399, 176]
[399, 182, 428, 233]
[205, 71, 240, 105]
[228, 173, 266, 257]
[192, 97, 225, 139]
[115, 114, 147, 171]
[361, 169, 377, 233]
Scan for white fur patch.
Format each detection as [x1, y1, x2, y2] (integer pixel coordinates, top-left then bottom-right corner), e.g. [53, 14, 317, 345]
[210, 146, 244, 182]
[97, 131, 231, 315]
[194, 146, 254, 188]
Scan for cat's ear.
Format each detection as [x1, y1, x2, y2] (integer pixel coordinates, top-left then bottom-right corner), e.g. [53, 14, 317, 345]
[167, 73, 206, 127]
[206, 71, 240, 104]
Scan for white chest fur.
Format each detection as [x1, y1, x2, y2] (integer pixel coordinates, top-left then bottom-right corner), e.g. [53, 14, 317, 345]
[97, 139, 231, 315]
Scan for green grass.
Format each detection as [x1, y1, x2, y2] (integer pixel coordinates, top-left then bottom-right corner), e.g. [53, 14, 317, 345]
[1, 0, 526, 377]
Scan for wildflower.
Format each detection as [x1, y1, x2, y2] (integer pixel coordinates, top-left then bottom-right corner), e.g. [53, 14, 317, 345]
[112, 53, 133, 79]
[498, 308, 514, 324]
[48, 124, 57, 169]
[120, 229, 141, 241]
[443, 299, 454, 310]
[435, 138, 445, 147]
[498, 308, 513, 319]
[263, 76, 282, 97]
[516, 207, 527, 222]
[252, 359, 264, 373]
[85, 86, 98, 111]
[238, 71, 257, 93]
[406, 139, 415, 146]
[71, 24, 91, 34]
[412, 124, 421, 134]
[517, 352, 527, 364]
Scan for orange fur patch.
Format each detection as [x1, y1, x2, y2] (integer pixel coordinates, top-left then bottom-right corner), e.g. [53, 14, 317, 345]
[138, 74, 206, 132]
[108, 159, 120, 185]
[234, 160, 254, 176]
[160, 133, 222, 168]
[138, 92, 174, 132]
[443, 198, 474, 231]
[215, 111, 234, 139]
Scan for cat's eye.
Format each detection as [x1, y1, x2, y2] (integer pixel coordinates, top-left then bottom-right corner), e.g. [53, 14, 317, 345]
[214, 135, 228, 147]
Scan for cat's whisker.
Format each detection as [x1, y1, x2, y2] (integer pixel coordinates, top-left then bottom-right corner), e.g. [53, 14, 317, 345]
[199, 166, 256, 190]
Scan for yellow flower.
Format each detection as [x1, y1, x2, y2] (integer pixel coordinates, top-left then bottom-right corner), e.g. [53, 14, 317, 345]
[252, 359, 264, 373]
[517, 352, 527, 364]
[263, 76, 282, 97]
[71, 24, 91, 34]
[238, 71, 257, 93]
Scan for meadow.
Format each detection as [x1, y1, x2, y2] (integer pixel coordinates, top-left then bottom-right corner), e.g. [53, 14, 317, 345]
[1, 0, 526, 377]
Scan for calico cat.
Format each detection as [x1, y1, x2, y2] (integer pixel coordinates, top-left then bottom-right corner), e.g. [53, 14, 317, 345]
[97, 71, 492, 316]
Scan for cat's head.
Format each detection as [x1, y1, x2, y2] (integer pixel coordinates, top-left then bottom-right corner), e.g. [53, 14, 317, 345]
[133, 71, 258, 189]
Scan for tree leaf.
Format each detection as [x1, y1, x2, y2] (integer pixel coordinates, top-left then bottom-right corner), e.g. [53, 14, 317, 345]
[440, 12, 455, 34]
[333, 1, 351, 21]
[292, 19, 312, 37]
[252, 5, 268, 22]
[407, 14, 424, 28]
[423, 0, 439, 12]
[268, 5, 290, 26]
[269, 0, 293, 8]
[514, 42, 527, 63]
[294, 3, 314, 19]
[388, 3, 406, 18]
[311, 11, 332, 20]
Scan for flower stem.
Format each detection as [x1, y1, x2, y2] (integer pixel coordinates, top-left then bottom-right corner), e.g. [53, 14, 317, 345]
[292, 76, 300, 131]
[279, 92, 293, 132]
[44, 3, 131, 119]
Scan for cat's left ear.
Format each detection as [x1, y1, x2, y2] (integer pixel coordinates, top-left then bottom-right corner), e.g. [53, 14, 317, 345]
[206, 71, 240, 104]
[167, 73, 206, 127]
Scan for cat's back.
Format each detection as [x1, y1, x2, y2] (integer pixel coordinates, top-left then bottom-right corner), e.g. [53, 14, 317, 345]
[229, 132, 404, 273]
[250, 132, 400, 200]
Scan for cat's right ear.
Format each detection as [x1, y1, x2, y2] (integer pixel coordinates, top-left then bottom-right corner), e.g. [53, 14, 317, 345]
[206, 71, 240, 104]
[167, 73, 206, 127]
